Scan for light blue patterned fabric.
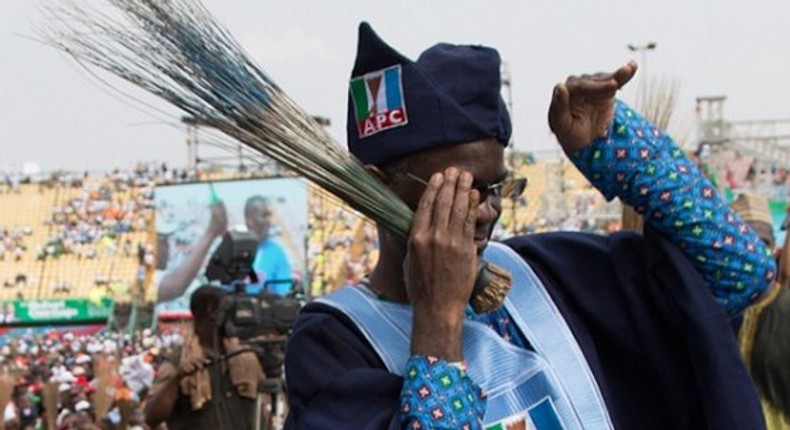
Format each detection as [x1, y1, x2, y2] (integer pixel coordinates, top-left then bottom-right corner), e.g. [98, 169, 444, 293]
[572, 100, 775, 316]
[320, 242, 616, 430]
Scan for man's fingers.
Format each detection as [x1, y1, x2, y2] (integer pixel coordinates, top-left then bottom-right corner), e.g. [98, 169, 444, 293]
[569, 61, 637, 88]
[613, 61, 638, 89]
[448, 171, 472, 234]
[187, 358, 210, 374]
[182, 363, 196, 376]
[548, 83, 571, 135]
[432, 167, 459, 229]
[411, 172, 443, 236]
[565, 76, 619, 99]
[565, 62, 637, 98]
[464, 189, 480, 240]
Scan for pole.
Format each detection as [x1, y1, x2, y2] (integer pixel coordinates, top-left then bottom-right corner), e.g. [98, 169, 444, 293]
[254, 392, 263, 430]
[501, 61, 518, 236]
[626, 42, 657, 106]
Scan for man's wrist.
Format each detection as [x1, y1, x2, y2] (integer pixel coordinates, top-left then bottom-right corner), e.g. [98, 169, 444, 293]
[411, 306, 465, 361]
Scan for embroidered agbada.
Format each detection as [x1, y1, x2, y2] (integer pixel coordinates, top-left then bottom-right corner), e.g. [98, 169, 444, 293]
[284, 101, 774, 429]
[285, 228, 765, 429]
[317, 241, 614, 429]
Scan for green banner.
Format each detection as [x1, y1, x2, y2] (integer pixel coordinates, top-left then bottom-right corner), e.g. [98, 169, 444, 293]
[1, 298, 112, 324]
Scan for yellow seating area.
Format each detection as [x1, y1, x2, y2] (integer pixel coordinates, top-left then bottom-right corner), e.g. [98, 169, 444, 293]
[500, 160, 548, 231]
[0, 183, 52, 301]
[0, 179, 153, 303]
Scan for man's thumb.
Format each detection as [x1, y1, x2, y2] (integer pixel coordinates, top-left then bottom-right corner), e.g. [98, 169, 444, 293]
[548, 84, 571, 136]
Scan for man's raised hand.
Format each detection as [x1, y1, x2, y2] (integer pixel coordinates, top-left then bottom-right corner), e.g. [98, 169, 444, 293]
[548, 62, 637, 155]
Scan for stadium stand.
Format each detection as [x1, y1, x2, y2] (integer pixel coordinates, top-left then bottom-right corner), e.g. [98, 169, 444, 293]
[9, 148, 788, 306]
[0, 170, 156, 305]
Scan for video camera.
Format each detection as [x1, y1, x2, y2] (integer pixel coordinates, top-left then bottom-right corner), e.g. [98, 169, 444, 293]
[205, 231, 303, 341]
[203, 231, 302, 422]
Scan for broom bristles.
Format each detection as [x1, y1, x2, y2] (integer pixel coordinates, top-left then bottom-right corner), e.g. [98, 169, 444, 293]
[40, 0, 413, 238]
[622, 76, 683, 233]
[41, 0, 515, 307]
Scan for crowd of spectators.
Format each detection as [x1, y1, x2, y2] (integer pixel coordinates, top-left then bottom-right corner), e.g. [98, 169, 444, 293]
[39, 168, 157, 263]
[1, 228, 31, 265]
[2, 161, 235, 266]
[307, 195, 382, 296]
[697, 146, 790, 201]
[0, 163, 181, 299]
[0, 174, 22, 196]
[1, 328, 183, 430]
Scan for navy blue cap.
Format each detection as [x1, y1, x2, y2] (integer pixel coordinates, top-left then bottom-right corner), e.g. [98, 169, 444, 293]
[347, 22, 511, 166]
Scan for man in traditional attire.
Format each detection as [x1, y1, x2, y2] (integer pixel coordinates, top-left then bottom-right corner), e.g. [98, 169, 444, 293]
[285, 23, 776, 429]
[733, 193, 790, 430]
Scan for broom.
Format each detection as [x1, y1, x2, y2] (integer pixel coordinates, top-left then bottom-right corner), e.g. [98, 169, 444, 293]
[42, 381, 59, 430]
[0, 373, 14, 430]
[40, 0, 510, 313]
[92, 354, 116, 425]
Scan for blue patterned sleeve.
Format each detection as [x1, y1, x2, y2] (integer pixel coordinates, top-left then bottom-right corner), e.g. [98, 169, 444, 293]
[571, 100, 776, 316]
[400, 355, 486, 430]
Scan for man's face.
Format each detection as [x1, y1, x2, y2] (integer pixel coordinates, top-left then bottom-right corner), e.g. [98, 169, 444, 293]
[388, 138, 507, 253]
[245, 200, 272, 241]
[193, 304, 220, 342]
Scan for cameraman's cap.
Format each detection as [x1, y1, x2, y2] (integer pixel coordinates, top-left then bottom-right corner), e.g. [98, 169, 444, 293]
[347, 22, 511, 166]
[731, 193, 772, 225]
[730, 193, 775, 244]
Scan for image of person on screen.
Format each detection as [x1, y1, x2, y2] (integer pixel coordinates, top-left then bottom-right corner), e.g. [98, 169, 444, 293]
[157, 196, 293, 304]
[244, 195, 293, 295]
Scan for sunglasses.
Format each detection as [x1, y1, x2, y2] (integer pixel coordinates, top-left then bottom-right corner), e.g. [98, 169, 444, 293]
[403, 171, 528, 201]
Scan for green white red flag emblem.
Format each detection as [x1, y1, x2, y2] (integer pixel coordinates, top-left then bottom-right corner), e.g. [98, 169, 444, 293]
[349, 65, 408, 138]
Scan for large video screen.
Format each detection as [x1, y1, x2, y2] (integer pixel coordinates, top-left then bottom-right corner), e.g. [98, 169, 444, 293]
[154, 177, 308, 316]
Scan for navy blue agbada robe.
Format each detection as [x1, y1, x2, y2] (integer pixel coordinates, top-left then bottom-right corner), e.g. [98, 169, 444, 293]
[285, 227, 765, 429]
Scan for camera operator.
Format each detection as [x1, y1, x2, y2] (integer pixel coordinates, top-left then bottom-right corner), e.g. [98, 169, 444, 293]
[145, 285, 264, 430]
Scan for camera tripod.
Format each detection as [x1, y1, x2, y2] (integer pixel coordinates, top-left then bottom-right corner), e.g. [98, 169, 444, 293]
[252, 337, 288, 430]
[255, 375, 286, 430]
